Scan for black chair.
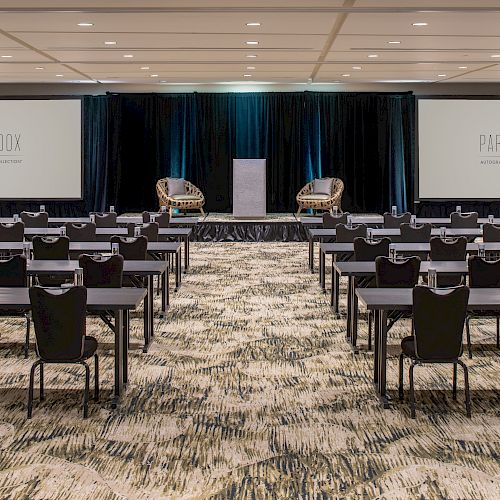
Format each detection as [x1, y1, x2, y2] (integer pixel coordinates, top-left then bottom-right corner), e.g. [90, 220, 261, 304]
[142, 211, 170, 228]
[64, 222, 97, 242]
[383, 212, 411, 229]
[399, 285, 471, 418]
[400, 223, 432, 243]
[91, 212, 117, 228]
[465, 255, 500, 358]
[20, 212, 48, 228]
[127, 222, 159, 242]
[450, 211, 479, 228]
[353, 237, 391, 262]
[28, 286, 99, 419]
[335, 223, 367, 242]
[110, 235, 148, 260]
[79, 254, 124, 288]
[323, 212, 349, 229]
[0, 254, 31, 357]
[429, 236, 467, 287]
[482, 223, 500, 242]
[0, 221, 24, 241]
[32, 236, 70, 287]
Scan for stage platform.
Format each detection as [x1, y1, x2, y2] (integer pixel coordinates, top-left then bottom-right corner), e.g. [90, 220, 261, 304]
[193, 213, 306, 242]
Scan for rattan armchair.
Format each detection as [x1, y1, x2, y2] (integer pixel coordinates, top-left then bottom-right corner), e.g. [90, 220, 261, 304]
[156, 178, 206, 216]
[296, 178, 344, 216]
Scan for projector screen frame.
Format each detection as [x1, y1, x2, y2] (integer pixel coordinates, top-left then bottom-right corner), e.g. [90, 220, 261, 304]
[415, 94, 500, 203]
[0, 95, 84, 201]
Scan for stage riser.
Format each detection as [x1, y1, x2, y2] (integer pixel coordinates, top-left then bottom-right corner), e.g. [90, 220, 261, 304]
[193, 222, 307, 242]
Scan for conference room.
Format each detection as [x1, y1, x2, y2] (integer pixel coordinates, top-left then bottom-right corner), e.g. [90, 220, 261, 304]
[0, 1, 498, 498]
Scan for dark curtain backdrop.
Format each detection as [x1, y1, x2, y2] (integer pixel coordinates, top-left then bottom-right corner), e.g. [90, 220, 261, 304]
[0, 91, 416, 216]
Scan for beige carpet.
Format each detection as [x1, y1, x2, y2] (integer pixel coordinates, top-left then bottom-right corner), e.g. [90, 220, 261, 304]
[0, 243, 498, 499]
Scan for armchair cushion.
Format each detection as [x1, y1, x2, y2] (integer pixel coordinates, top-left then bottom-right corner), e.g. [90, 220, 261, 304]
[170, 194, 202, 201]
[167, 178, 186, 196]
[301, 194, 331, 201]
[313, 178, 333, 195]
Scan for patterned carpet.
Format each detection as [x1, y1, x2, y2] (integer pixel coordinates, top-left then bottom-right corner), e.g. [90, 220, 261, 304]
[0, 243, 499, 499]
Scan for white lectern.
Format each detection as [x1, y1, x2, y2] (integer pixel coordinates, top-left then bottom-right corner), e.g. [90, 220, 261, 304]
[233, 159, 266, 218]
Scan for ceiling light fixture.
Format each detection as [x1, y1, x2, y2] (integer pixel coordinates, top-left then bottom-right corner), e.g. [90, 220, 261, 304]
[368, 54, 378, 58]
[104, 41, 116, 45]
[123, 54, 134, 58]
[243, 74, 252, 77]
[246, 54, 257, 58]
[246, 66, 256, 70]
[412, 22, 428, 26]
[342, 74, 350, 77]
[140, 66, 150, 70]
[1, 55, 13, 58]
[437, 74, 447, 77]
[246, 22, 261, 26]
[150, 74, 158, 77]
[77, 22, 94, 27]
[35, 66, 44, 70]
[458, 66, 468, 69]
[352, 66, 362, 70]
[56, 74, 64, 77]
[245, 41, 259, 45]
[388, 41, 401, 44]
[491, 54, 500, 58]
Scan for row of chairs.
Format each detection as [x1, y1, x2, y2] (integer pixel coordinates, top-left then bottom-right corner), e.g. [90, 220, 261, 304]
[0, 221, 162, 242]
[8, 211, 170, 229]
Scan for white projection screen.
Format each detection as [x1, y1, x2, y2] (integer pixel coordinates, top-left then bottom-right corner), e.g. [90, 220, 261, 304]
[0, 99, 82, 199]
[418, 98, 500, 200]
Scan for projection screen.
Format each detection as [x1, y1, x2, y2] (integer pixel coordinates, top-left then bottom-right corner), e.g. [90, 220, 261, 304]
[0, 99, 82, 199]
[418, 98, 500, 200]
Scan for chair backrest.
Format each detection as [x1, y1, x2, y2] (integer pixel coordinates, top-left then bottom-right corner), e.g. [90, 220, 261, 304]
[79, 254, 124, 288]
[142, 211, 170, 228]
[400, 223, 432, 242]
[375, 256, 421, 288]
[127, 222, 159, 242]
[0, 254, 27, 286]
[335, 223, 367, 243]
[412, 285, 469, 360]
[91, 212, 117, 228]
[64, 222, 96, 242]
[323, 212, 349, 229]
[353, 237, 391, 261]
[429, 236, 467, 261]
[29, 286, 87, 362]
[20, 211, 48, 228]
[450, 211, 479, 228]
[0, 221, 25, 242]
[32, 236, 70, 260]
[468, 255, 500, 288]
[482, 223, 500, 242]
[383, 212, 411, 228]
[110, 235, 148, 260]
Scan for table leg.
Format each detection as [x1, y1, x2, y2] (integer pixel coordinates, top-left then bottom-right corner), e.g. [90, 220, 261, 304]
[143, 277, 151, 353]
[184, 235, 189, 273]
[377, 310, 390, 409]
[346, 275, 352, 341]
[175, 249, 181, 291]
[123, 310, 129, 385]
[160, 266, 169, 318]
[373, 310, 380, 385]
[319, 247, 325, 288]
[309, 236, 314, 272]
[111, 309, 124, 409]
[148, 275, 154, 340]
[352, 281, 359, 350]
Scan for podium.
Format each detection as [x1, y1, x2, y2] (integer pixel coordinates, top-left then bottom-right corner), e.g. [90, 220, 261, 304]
[233, 159, 266, 218]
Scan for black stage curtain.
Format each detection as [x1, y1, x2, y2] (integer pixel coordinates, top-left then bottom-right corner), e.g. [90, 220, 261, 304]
[0, 92, 416, 216]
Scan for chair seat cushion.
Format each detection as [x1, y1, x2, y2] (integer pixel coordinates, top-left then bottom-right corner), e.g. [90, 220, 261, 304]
[301, 194, 331, 201]
[170, 194, 202, 201]
[83, 336, 98, 359]
[166, 178, 185, 196]
[401, 335, 416, 357]
[313, 178, 333, 195]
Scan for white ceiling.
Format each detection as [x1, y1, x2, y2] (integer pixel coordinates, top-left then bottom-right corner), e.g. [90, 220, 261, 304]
[1, 1, 500, 85]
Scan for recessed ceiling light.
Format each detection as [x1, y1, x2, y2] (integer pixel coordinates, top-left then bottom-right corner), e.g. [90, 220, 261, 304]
[77, 22, 94, 27]
[246, 66, 256, 70]
[352, 66, 362, 70]
[104, 41, 116, 45]
[1, 55, 12, 58]
[342, 74, 351, 77]
[150, 74, 158, 77]
[458, 66, 468, 69]
[438, 74, 447, 77]
[140, 66, 150, 70]
[243, 74, 252, 77]
[160, 80, 167, 83]
[246, 54, 257, 58]
[35, 66, 44, 70]
[56, 74, 64, 77]
[123, 54, 134, 58]
[246, 22, 261, 26]
[412, 22, 428, 26]
[245, 41, 259, 45]
[491, 54, 500, 58]
[368, 54, 378, 58]
[388, 41, 401, 44]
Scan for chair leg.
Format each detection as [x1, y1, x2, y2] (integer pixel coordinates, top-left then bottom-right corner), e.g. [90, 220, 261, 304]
[465, 316, 472, 359]
[24, 313, 30, 358]
[94, 354, 99, 402]
[452, 363, 457, 400]
[296, 207, 302, 218]
[27, 360, 41, 419]
[199, 207, 205, 216]
[83, 362, 90, 419]
[39, 362, 45, 401]
[458, 360, 472, 418]
[409, 362, 416, 419]
[398, 353, 405, 400]
[497, 317, 500, 348]
[368, 311, 373, 351]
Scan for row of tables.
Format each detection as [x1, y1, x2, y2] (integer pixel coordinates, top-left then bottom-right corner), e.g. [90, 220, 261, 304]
[300, 214, 499, 409]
